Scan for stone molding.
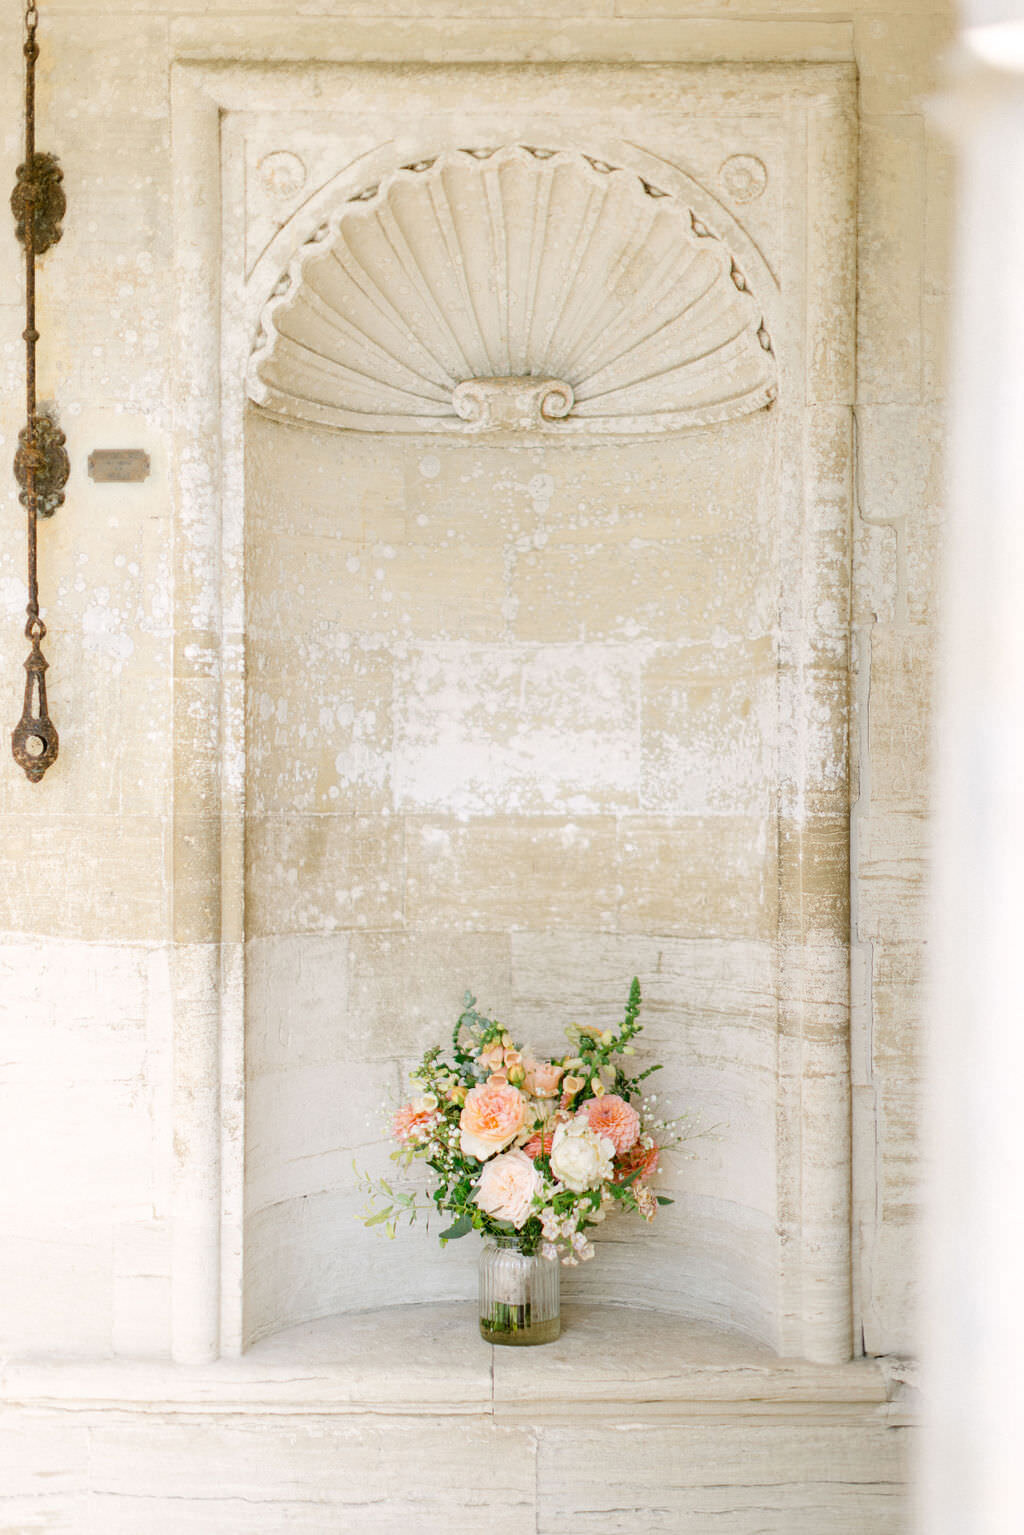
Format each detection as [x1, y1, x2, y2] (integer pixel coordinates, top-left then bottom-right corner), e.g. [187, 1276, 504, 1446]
[0, 1304, 892, 1416]
[451, 376, 574, 431]
[0, 1305, 908, 1530]
[170, 59, 856, 1367]
[248, 145, 778, 436]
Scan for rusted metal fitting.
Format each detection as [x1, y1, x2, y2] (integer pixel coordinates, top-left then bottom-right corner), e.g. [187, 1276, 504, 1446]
[14, 413, 69, 517]
[10, 151, 65, 254]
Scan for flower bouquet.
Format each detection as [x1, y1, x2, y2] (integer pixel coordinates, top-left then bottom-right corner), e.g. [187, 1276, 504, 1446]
[359, 978, 699, 1344]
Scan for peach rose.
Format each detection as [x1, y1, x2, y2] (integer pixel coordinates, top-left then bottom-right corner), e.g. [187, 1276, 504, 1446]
[579, 1093, 640, 1154]
[474, 1149, 541, 1227]
[522, 1056, 564, 1098]
[459, 1082, 526, 1160]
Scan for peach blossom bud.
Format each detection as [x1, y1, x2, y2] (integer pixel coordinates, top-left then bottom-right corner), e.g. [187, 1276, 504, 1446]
[478, 1041, 505, 1072]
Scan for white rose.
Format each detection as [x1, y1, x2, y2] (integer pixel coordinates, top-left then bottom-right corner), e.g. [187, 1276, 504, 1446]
[549, 1121, 615, 1193]
[474, 1149, 542, 1228]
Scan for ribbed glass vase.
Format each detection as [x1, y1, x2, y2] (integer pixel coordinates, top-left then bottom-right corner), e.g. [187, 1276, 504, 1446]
[478, 1235, 561, 1346]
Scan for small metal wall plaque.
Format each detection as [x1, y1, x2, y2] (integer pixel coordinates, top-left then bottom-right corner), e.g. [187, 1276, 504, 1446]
[88, 449, 150, 483]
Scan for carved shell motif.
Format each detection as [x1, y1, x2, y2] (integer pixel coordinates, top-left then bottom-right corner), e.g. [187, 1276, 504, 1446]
[249, 146, 777, 434]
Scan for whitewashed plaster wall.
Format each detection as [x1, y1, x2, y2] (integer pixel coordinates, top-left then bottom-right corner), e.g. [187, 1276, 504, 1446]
[0, 1, 951, 1367]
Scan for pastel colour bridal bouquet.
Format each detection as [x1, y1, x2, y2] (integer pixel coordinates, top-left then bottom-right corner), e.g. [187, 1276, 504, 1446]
[358, 979, 699, 1342]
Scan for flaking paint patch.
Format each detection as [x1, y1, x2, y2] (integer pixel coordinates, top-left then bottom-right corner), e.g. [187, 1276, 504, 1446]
[82, 589, 135, 672]
[0, 575, 27, 617]
[393, 640, 643, 815]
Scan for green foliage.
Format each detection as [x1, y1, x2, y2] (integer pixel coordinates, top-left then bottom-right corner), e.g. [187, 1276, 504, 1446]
[438, 1214, 474, 1243]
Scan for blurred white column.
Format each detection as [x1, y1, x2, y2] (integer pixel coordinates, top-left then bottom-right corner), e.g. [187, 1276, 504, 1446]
[923, 16, 1024, 1533]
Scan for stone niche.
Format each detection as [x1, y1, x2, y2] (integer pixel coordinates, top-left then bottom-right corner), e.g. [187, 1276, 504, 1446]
[170, 62, 855, 1365]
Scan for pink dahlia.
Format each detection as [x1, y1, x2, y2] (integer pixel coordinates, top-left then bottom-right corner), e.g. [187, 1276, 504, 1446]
[579, 1093, 641, 1155]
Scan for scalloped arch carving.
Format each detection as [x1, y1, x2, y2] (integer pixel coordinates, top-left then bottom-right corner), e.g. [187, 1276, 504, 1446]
[248, 145, 778, 435]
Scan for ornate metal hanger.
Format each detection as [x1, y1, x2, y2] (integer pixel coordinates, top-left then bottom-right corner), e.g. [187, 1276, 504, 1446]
[10, 0, 67, 782]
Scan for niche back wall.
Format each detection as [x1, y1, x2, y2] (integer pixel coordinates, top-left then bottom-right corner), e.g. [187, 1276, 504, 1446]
[244, 409, 780, 1343]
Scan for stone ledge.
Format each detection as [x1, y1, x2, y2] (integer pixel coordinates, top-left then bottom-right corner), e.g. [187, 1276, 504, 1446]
[0, 1305, 897, 1424]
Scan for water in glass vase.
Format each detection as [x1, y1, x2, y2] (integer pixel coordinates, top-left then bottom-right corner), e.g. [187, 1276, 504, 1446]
[478, 1236, 561, 1345]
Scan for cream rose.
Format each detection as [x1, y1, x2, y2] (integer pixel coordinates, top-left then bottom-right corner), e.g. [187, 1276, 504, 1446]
[549, 1120, 615, 1192]
[459, 1081, 526, 1160]
[474, 1149, 541, 1227]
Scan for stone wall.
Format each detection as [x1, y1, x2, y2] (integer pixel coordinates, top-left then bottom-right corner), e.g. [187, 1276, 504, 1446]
[0, 0, 950, 1366]
[244, 407, 784, 1344]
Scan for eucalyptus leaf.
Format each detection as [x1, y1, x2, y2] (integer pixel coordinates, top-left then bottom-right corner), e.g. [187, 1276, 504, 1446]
[364, 1206, 394, 1226]
[439, 1214, 474, 1242]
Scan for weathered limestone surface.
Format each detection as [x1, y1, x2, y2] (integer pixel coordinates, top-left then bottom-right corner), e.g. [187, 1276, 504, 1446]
[0, 1306, 912, 1534]
[0, 1, 947, 1528]
[0, 1403, 909, 1535]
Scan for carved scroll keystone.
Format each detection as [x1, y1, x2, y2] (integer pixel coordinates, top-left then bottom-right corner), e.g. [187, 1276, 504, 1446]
[452, 377, 574, 432]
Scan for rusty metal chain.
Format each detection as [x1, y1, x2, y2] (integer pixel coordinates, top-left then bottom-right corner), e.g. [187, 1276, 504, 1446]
[10, 0, 66, 781]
